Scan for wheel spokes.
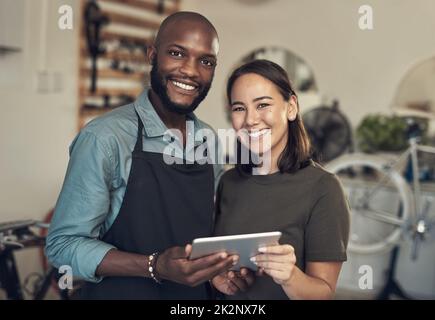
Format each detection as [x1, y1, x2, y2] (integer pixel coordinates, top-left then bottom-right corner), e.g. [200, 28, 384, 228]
[354, 208, 405, 227]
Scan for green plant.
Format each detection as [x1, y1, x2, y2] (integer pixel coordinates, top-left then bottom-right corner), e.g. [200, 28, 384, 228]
[356, 114, 428, 153]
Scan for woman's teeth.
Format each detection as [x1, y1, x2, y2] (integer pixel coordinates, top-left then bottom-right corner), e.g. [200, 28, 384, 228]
[172, 80, 195, 91]
[248, 129, 270, 138]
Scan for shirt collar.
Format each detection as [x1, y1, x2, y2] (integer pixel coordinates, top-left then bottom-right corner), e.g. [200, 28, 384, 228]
[134, 89, 204, 146]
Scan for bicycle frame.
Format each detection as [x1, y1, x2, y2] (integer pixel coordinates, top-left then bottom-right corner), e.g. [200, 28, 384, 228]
[0, 221, 70, 300]
[0, 248, 24, 299]
[373, 137, 435, 223]
[404, 137, 435, 224]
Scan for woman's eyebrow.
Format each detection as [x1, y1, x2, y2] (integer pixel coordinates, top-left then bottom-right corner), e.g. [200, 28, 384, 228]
[253, 96, 273, 102]
[231, 100, 245, 106]
[231, 96, 273, 106]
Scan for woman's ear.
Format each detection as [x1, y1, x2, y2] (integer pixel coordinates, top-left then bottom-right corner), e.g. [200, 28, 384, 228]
[287, 95, 298, 121]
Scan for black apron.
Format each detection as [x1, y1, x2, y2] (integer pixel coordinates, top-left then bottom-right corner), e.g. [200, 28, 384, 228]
[81, 112, 215, 299]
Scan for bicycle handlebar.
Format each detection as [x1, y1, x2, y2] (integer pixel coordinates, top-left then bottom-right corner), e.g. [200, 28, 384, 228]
[0, 219, 49, 232]
[0, 220, 49, 251]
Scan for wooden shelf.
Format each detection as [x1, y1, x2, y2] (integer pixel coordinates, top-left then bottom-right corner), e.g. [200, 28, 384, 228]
[80, 86, 142, 98]
[103, 11, 160, 30]
[80, 46, 147, 61]
[100, 0, 178, 15]
[101, 30, 151, 44]
[80, 31, 151, 50]
[80, 107, 112, 117]
[80, 106, 123, 118]
[77, 0, 180, 130]
[80, 67, 148, 81]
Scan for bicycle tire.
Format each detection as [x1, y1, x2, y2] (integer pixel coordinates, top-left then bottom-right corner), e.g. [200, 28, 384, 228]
[326, 153, 413, 254]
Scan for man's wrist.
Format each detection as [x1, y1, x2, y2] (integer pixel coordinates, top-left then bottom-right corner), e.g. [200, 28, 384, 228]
[148, 252, 162, 284]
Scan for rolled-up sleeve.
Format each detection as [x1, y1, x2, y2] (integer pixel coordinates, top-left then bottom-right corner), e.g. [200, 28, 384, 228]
[45, 130, 117, 283]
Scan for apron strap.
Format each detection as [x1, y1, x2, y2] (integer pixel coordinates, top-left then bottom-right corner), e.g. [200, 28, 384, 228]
[134, 111, 144, 152]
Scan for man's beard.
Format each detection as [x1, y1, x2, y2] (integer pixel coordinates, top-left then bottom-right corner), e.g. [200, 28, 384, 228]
[150, 60, 212, 115]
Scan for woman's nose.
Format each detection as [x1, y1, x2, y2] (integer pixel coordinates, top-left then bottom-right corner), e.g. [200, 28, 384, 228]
[244, 108, 260, 127]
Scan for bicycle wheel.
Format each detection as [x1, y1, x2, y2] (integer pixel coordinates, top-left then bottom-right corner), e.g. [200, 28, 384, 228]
[326, 153, 413, 254]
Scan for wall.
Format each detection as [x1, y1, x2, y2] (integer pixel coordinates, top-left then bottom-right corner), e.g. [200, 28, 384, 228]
[393, 57, 435, 118]
[0, 0, 79, 295]
[181, 0, 435, 132]
[1, 0, 78, 220]
[181, 0, 435, 298]
[1, 0, 435, 298]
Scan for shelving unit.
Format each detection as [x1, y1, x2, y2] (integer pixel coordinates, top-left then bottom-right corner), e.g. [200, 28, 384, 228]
[77, 0, 180, 129]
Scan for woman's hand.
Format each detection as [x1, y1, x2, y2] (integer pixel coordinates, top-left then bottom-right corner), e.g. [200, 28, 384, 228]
[211, 268, 255, 295]
[251, 244, 296, 286]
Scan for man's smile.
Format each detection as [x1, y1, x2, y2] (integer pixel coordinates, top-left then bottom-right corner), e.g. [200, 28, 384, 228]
[168, 79, 199, 95]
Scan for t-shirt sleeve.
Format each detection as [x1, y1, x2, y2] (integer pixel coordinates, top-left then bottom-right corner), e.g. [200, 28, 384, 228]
[304, 173, 350, 262]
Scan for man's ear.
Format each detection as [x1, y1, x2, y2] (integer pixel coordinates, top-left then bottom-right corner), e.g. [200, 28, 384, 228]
[287, 95, 298, 121]
[147, 45, 156, 65]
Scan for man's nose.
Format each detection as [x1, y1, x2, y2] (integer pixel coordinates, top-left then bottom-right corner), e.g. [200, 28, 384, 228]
[179, 58, 199, 78]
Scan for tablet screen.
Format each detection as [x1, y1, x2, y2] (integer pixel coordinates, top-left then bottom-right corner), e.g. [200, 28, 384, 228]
[189, 231, 282, 271]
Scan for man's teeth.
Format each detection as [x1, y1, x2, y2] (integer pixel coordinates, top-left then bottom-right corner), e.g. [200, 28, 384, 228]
[172, 81, 195, 91]
[248, 129, 270, 138]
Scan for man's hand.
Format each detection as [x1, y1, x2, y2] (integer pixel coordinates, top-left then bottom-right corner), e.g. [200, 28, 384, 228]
[156, 244, 238, 287]
[211, 268, 255, 295]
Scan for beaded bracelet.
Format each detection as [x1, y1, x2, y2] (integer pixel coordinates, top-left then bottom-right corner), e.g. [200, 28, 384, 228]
[148, 252, 162, 284]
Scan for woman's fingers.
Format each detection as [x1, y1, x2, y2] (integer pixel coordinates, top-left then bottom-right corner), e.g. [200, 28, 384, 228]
[251, 244, 296, 284]
[252, 253, 296, 267]
[253, 261, 288, 272]
[258, 244, 294, 255]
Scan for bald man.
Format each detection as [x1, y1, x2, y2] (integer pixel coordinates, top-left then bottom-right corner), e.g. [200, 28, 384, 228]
[46, 12, 253, 299]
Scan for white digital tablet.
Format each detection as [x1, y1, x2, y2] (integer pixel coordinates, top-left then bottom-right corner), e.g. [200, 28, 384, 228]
[189, 231, 282, 271]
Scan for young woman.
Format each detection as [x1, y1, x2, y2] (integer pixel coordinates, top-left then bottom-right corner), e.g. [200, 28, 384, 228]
[211, 60, 350, 300]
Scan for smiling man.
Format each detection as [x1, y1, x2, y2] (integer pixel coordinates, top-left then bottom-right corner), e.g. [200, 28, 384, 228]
[45, 12, 253, 299]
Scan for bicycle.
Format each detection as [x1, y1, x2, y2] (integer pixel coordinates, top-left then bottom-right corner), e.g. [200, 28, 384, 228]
[0, 219, 71, 300]
[326, 119, 435, 259]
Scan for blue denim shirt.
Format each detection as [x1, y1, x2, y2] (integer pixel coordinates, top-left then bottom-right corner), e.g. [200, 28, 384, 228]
[45, 89, 224, 282]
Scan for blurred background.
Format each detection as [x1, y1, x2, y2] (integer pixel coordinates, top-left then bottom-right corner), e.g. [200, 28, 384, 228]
[1, 0, 435, 299]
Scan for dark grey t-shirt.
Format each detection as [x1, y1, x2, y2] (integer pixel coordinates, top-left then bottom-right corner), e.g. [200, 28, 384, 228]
[214, 161, 350, 300]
